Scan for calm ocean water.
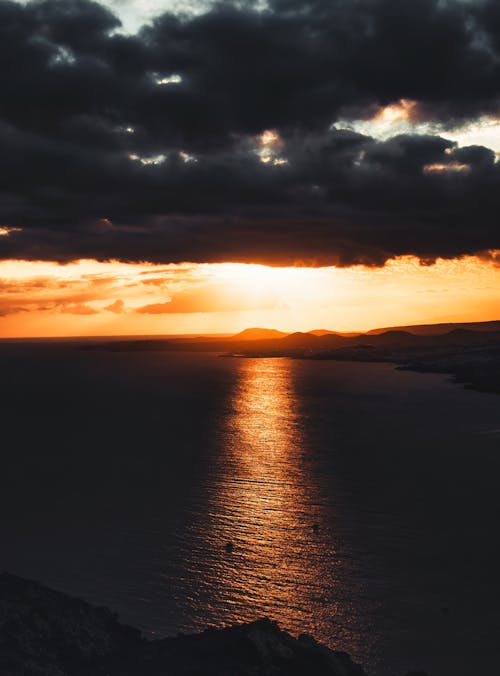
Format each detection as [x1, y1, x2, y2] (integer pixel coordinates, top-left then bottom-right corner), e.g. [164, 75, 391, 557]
[0, 342, 499, 675]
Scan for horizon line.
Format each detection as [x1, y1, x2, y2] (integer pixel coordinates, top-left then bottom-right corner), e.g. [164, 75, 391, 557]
[1, 318, 499, 342]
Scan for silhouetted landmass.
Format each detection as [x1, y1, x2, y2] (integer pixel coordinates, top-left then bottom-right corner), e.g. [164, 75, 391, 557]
[0, 573, 428, 676]
[396, 349, 500, 394]
[366, 320, 500, 336]
[79, 321, 500, 394]
[309, 329, 361, 337]
[229, 327, 289, 341]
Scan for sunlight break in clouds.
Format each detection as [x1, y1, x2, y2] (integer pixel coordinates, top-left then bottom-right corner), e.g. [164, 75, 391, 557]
[339, 99, 500, 154]
[107, 0, 211, 31]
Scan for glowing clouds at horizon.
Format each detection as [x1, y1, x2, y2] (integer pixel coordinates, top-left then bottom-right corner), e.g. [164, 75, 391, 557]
[0, 255, 499, 337]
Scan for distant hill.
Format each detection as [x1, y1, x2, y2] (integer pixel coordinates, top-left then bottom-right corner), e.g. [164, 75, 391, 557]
[230, 321, 500, 343]
[230, 328, 362, 342]
[366, 320, 500, 336]
[229, 327, 289, 341]
[85, 321, 500, 361]
[227, 325, 500, 352]
[355, 330, 419, 346]
[308, 329, 361, 337]
[281, 331, 321, 347]
[309, 329, 340, 337]
[224, 321, 500, 344]
[279, 332, 354, 350]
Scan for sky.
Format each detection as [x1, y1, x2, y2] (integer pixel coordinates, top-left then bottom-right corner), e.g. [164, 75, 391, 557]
[1, 0, 500, 336]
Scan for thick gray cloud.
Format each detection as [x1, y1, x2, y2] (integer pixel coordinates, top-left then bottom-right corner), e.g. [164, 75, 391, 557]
[1, 0, 500, 266]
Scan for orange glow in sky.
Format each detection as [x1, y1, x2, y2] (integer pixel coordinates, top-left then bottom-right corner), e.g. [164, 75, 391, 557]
[0, 255, 499, 337]
[373, 98, 417, 123]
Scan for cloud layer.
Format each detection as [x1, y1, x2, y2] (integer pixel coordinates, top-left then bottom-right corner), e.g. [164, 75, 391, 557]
[1, 0, 500, 266]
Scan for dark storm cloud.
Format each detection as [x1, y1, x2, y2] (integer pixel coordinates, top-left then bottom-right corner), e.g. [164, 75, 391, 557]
[1, 0, 500, 266]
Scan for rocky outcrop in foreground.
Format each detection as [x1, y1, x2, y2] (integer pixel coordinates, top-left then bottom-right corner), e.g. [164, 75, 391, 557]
[0, 573, 423, 676]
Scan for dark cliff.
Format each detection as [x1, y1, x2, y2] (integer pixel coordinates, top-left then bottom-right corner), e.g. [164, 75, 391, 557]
[0, 573, 423, 676]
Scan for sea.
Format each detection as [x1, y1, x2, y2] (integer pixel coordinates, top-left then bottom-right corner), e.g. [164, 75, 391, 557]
[0, 340, 499, 675]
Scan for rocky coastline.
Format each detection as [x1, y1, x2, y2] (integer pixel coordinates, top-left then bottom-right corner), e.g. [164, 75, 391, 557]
[0, 573, 427, 676]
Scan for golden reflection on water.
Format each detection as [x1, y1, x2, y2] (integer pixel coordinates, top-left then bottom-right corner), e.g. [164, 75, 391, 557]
[181, 358, 355, 645]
